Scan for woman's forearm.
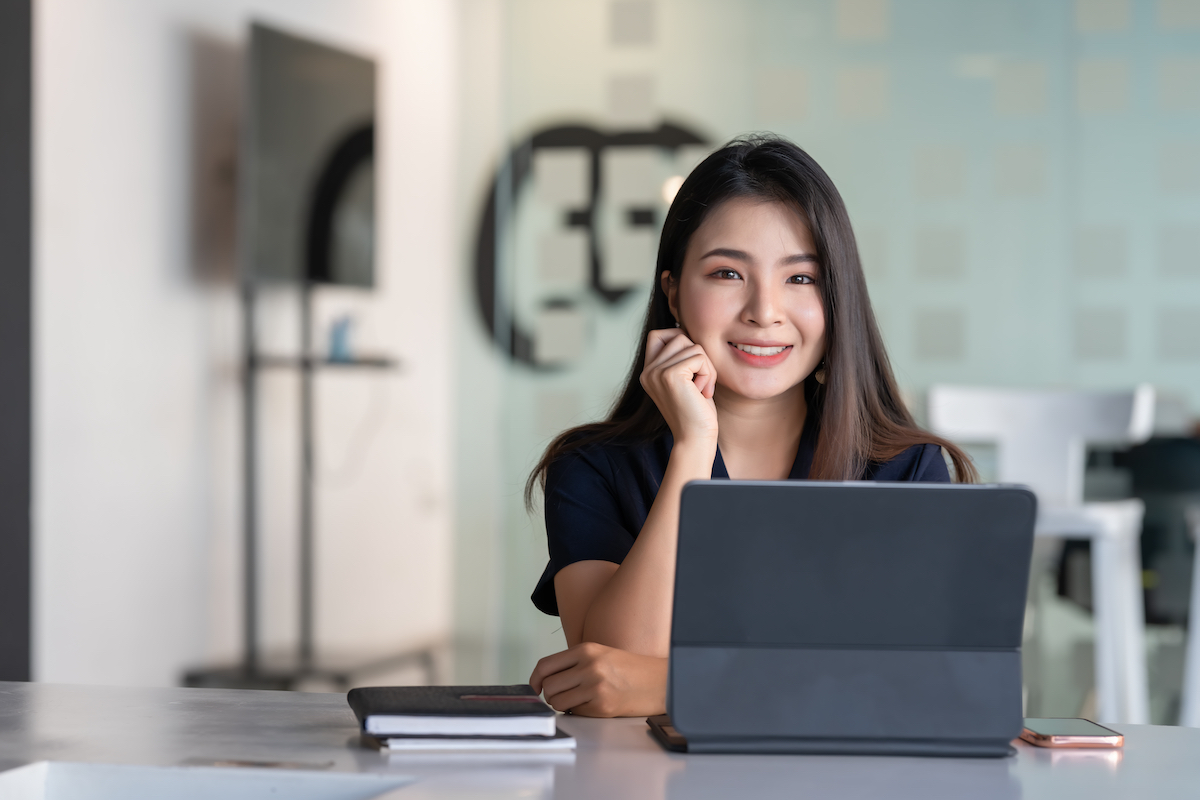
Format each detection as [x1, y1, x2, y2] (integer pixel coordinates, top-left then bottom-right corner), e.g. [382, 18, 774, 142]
[579, 438, 715, 656]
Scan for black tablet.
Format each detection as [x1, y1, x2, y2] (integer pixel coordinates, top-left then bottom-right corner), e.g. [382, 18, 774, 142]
[665, 481, 1036, 757]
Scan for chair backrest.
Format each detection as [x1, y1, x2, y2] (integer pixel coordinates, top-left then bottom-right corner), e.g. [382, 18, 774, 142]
[927, 385, 1155, 508]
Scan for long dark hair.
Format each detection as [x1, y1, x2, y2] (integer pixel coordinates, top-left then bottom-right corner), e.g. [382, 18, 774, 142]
[526, 135, 976, 507]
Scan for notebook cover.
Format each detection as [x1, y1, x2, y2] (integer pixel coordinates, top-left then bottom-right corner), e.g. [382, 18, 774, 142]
[347, 685, 554, 729]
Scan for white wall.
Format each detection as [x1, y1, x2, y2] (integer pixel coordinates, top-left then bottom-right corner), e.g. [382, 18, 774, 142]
[34, 0, 458, 686]
[452, 0, 508, 684]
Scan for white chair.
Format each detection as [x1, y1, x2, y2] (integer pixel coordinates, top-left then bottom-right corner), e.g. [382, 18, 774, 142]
[928, 385, 1156, 724]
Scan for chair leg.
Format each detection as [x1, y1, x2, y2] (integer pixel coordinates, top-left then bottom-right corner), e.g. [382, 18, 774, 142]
[1091, 534, 1122, 723]
[1088, 501, 1150, 724]
[1181, 505, 1200, 728]
[1117, 529, 1149, 724]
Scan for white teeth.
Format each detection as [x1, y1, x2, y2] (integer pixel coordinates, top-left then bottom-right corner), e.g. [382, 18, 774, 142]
[734, 343, 787, 356]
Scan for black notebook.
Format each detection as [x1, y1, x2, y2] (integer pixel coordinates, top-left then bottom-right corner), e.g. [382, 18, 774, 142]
[347, 685, 557, 738]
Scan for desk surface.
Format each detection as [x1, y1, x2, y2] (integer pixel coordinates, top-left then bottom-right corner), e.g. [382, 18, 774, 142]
[2, 681, 1199, 799]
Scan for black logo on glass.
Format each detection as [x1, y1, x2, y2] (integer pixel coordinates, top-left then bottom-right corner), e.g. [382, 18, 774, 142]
[473, 122, 707, 367]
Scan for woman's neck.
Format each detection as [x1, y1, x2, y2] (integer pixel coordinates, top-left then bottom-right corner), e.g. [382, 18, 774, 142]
[713, 384, 808, 481]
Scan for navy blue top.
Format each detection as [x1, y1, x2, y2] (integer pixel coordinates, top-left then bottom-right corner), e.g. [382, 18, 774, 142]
[531, 411, 951, 616]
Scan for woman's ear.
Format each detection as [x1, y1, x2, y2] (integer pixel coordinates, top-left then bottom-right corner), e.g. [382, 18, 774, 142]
[661, 270, 679, 324]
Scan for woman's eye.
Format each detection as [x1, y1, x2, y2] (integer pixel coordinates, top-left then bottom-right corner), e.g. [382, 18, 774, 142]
[788, 274, 815, 285]
[714, 268, 741, 280]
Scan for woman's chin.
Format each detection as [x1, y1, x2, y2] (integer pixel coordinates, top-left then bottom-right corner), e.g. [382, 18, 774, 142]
[717, 375, 806, 402]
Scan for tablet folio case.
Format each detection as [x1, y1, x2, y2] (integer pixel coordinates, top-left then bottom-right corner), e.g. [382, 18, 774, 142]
[668, 483, 1036, 757]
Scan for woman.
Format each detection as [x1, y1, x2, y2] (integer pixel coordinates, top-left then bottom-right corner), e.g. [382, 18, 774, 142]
[525, 135, 976, 717]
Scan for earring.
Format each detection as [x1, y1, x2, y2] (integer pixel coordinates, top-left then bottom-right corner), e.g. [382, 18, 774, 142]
[814, 360, 827, 385]
[674, 320, 680, 328]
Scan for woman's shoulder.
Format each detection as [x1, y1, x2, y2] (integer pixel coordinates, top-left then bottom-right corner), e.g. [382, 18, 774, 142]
[866, 442, 951, 483]
[546, 430, 671, 489]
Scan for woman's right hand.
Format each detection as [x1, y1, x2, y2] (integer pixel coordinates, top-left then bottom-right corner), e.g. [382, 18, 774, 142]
[640, 328, 718, 446]
[529, 642, 667, 718]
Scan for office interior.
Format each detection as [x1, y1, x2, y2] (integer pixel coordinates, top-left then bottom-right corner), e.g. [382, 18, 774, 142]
[3, 0, 1200, 732]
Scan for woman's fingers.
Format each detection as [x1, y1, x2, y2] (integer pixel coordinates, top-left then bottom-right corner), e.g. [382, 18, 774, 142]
[693, 352, 718, 399]
[528, 645, 668, 719]
[665, 346, 714, 388]
[657, 349, 713, 388]
[528, 648, 581, 693]
[641, 332, 720, 443]
[543, 684, 595, 714]
[538, 664, 585, 702]
[532, 644, 602, 711]
[644, 328, 686, 366]
[650, 343, 703, 375]
[645, 332, 696, 373]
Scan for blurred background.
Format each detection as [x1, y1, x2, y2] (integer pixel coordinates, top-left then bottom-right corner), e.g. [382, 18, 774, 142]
[3, 0, 1199, 728]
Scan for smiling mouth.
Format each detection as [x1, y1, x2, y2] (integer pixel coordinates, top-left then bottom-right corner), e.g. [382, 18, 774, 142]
[730, 343, 791, 357]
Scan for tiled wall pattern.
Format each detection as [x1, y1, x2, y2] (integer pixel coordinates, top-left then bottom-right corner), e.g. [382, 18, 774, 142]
[474, 0, 1200, 681]
[501, 0, 1200, 424]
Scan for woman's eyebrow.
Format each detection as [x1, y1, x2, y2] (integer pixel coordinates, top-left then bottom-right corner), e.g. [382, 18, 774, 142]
[699, 248, 818, 264]
[781, 253, 819, 265]
[699, 247, 752, 262]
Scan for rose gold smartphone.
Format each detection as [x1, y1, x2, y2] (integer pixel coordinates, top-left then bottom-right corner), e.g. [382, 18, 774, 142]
[1020, 718, 1123, 748]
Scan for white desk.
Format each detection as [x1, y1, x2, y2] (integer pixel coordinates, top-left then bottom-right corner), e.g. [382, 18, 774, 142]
[1, 681, 1199, 799]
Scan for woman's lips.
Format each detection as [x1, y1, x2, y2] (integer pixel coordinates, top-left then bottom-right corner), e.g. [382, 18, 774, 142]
[727, 341, 793, 367]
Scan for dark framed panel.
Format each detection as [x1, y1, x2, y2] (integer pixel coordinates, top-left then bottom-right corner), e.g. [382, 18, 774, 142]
[0, 0, 32, 681]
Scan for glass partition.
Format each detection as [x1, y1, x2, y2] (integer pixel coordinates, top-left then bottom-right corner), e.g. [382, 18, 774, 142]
[456, 0, 1200, 718]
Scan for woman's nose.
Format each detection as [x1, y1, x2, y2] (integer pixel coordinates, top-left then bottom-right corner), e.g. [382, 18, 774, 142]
[743, 280, 784, 326]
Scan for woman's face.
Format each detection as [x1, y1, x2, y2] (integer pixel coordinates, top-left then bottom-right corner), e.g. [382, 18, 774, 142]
[664, 197, 826, 402]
